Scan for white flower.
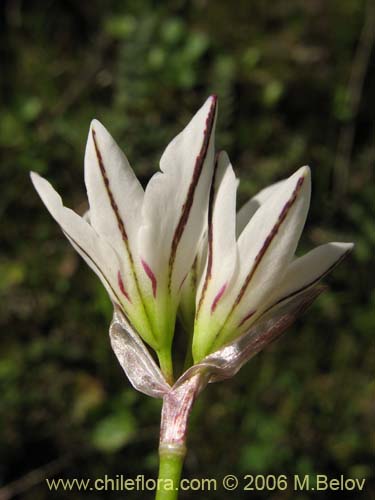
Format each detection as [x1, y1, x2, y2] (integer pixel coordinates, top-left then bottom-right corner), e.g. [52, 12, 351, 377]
[31, 96, 218, 381]
[31, 97, 354, 468]
[31, 95, 353, 383]
[186, 152, 353, 362]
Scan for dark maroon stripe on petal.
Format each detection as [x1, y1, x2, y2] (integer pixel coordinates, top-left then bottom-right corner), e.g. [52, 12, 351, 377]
[191, 256, 198, 291]
[168, 96, 217, 291]
[232, 175, 305, 311]
[178, 272, 188, 292]
[209, 175, 306, 349]
[91, 129, 129, 244]
[91, 129, 158, 345]
[142, 259, 157, 297]
[211, 283, 227, 313]
[92, 128, 153, 315]
[117, 271, 132, 303]
[264, 248, 352, 313]
[179, 256, 198, 295]
[238, 309, 256, 328]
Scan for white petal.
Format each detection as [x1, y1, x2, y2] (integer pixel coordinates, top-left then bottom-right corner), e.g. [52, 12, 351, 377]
[83, 209, 91, 223]
[193, 152, 238, 360]
[178, 261, 198, 333]
[84, 119, 144, 259]
[223, 166, 311, 336]
[189, 285, 323, 374]
[236, 179, 285, 237]
[267, 242, 354, 306]
[31, 172, 123, 305]
[31, 172, 157, 349]
[138, 96, 217, 304]
[196, 152, 238, 309]
[84, 121, 156, 342]
[179, 231, 208, 333]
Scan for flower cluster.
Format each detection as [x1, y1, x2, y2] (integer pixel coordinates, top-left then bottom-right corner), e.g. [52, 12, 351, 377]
[31, 97, 352, 384]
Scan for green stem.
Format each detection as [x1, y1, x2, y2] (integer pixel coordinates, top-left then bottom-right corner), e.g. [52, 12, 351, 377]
[155, 447, 185, 500]
[182, 329, 194, 372]
[157, 347, 174, 385]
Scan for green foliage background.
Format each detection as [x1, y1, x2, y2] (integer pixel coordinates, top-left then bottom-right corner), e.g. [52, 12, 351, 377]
[0, 1, 373, 498]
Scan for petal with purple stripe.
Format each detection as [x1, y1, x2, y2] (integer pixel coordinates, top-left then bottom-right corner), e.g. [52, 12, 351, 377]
[137, 97, 218, 343]
[265, 241, 354, 309]
[193, 152, 238, 362]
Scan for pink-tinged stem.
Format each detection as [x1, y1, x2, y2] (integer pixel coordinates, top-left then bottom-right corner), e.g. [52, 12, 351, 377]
[156, 374, 203, 500]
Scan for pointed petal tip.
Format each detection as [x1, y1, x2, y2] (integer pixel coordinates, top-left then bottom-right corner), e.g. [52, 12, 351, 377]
[90, 118, 99, 128]
[281, 166, 311, 195]
[30, 170, 47, 192]
[295, 165, 311, 181]
[330, 241, 355, 253]
[89, 118, 106, 135]
[217, 149, 229, 164]
[30, 170, 39, 183]
[30, 171, 45, 196]
[222, 154, 237, 184]
[29, 171, 65, 217]
[204, 94, 218, 113]
[89, 119, 116, 146]
[291, 165, 311, 195]
[317, 241, 354, 258]
[217, 151, 238, 184]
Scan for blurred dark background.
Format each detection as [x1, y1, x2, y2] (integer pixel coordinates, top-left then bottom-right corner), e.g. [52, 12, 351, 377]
[0, 0, 374, 499]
